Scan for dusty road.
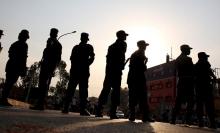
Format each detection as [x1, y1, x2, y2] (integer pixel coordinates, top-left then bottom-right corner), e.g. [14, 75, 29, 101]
[0, 107, 218, 133]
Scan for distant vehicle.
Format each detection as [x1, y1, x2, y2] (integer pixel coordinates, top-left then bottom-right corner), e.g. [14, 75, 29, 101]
[116, 110, 124, 118]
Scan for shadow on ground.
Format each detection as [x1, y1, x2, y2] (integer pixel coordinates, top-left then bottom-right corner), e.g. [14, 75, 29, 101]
[0, 107, 217, 133]
[0, 107, 155, 133]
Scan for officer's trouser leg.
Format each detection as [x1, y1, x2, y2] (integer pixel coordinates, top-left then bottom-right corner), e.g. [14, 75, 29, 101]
[139, 90, 150, 120]
[110, 88, 120, 116]
[110, 74, 122, 115]
[196, 98, 204, 125]
[98, 75, 111, 107]
[185, 95, 194, 123]
[79, 75, 89, 110]
[95, 75, 112, 116]
[63, 74, 78, 110]
[128, 84, 137, 119]
[206, 95, 215, 126]
[37, 70, 51, 106]
[172, 96, 182, 123]
[2, 72, 19, 100]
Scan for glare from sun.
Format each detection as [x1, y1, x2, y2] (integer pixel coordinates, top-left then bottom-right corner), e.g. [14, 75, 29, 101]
[126, 26, 169, 67]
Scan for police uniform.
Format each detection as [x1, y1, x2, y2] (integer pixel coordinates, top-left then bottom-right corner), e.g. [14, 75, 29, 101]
[1, 30, 29, 106]
[96, 30, 128, 118]
[31, 28, 62, 110]
[194, 52, 216, 128]
[63, 32, 95, 115]
[127, 40, 152, 122]
[171, 44, 194, 124]
[0, 30, 3, 53]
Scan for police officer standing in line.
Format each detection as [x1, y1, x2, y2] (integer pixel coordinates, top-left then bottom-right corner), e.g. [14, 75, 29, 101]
[62, 32, 95, 115]
[127, 40, 154, 122]
[30, 28, 62, 110]
[194, 52, 216, 128]
[0, 30, 29, 106]
[171, 44, 194, 124]
[0, 30, 4, 53]
[95, 30, 128, 119]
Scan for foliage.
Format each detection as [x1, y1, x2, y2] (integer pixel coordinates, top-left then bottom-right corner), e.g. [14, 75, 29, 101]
[20, 62, 40, 89]
[51, 60, 69, 96]
[0, 77, 25, 101]
[48, 60, 69, 109]
[119, 87, 129, 117]
[20, 62, 40, 101]
[103, 87, 129, 116]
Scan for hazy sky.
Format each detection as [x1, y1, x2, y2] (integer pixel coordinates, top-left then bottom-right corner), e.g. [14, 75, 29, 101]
[1, 0, 220, 97]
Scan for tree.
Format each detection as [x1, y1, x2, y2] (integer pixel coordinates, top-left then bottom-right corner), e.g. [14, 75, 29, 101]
[20, 62, 40, 102]
[54, 60, 69, 97]
[119, 87, 129, 117]
[48, 60, 69, 109]
[21, 62, 40, 88]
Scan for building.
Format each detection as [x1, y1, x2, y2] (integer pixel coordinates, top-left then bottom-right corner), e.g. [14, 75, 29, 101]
[146, 61, 176, 120]
[146, 60, 220, 120]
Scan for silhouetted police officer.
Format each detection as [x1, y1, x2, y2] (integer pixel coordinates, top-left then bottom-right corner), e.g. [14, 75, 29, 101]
[62, 32, 95, 115]
[30, 28, 62, 110]
[0, 30, 29, 106]
[0, 30, 3, 53]
[96, 30, 128, 119]
[195, 52, 216, 128]
[171, 44, 194, 124]
[127, 40, 154, 122]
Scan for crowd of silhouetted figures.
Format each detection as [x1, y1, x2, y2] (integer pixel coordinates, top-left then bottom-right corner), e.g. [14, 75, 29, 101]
[0, 29, 218, 129]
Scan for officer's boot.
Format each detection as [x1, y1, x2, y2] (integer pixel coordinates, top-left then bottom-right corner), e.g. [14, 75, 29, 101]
[142, 113, 155, 123]
[110, 105, 118, 119]
[61, 101, 70, 114]
[209, 116, 216, 129]
[0, 87, 12, 106]
[0, 98, 12, 106]
[80, 103, 90, 116]
[170, 110, 176, 124]
[198, 118, 204, 127]
[29, 98, 45, 110]
[129, 107, 135, 122]
[95, 104, 103, 117]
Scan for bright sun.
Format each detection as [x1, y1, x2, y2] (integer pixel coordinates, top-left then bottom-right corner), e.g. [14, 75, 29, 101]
[126, 26, 170, 67]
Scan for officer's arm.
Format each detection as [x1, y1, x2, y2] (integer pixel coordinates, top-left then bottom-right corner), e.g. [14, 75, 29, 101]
[209, 68, 217, 80]
[144, 57, 148, 65]
[70, 45, 77, 61]
[41, 48, 47, 62]
[88, 46, 95, 65]
[106, 46, 113, 64]
[57, 45, 62, 65]
[0, 42, 2, 53]
[8, 44, 14, 59]
[41, 39, 51, 61]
